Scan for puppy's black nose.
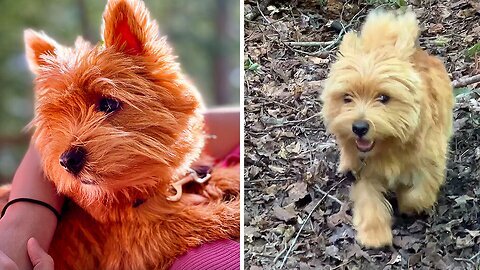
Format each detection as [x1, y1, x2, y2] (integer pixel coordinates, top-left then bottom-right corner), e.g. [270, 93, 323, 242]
[60, 146, 87, 175]
[352, 120, 369, 137]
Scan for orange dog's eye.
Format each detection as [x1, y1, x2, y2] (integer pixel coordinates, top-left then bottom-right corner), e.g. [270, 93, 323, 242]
[377, 94, 390, 104]
[343, 94, 353, 103]
[98, 97, 121, 114]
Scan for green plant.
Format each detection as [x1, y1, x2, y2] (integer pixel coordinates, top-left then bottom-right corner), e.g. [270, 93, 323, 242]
[454, 87, 479, 100]
[465, 42, 480, 60]
[317, 0, 328, 6]
[244, 58, 261, 72]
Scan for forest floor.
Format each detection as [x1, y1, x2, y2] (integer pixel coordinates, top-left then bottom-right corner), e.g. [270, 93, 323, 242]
[244, 0, 480, 269]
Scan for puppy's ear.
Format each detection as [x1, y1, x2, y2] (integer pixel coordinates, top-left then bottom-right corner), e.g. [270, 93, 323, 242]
[102, 0, 158, 55]
[338, 32, 360, 56]
[24, 30, 59, 74]
[360, 11, 419, 57]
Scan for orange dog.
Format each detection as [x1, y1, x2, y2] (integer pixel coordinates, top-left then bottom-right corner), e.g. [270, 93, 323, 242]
[0, 0, 239, 268]
[321, 10, 453, 248]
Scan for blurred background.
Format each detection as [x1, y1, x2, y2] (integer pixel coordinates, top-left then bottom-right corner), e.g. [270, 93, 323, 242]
[0, 0, 240, 184]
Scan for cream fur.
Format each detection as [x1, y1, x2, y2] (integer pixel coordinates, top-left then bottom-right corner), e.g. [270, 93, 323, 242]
[321, 10, 454, 248]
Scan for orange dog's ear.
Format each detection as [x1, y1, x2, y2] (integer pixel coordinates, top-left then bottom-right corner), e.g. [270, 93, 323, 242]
[24, 30, 59, 74]
[102, 0, 158, 55]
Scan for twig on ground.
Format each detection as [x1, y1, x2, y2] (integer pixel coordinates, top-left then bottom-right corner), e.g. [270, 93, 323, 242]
[332, 261, 352, 270]
[252, 2, 366, 57]
[249, 177, 297, 183]
[452, 74, 480, 88]
[470, 250, 480, 261]
[272, 242, 288, 263]
[284, 41, 335, 47]
[314, 184, 344, 206]
[255, 0, 271, 24]
[252, 252, 277, 258]
[246, 96, 301, 112]
[268, 113, 322, 129]
[278, 178, 346, 269]
[453, 257, 475, 266]
[245, 0, 274, 21]
[286, 6, 367, 56]
[282, 113, 322, 124]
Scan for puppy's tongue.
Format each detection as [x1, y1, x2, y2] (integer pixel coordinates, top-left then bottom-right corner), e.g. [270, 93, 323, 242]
[356, 138, 374, 152]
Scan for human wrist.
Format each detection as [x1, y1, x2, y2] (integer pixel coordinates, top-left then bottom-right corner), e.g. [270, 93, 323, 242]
[1, 200, 59, 227]
[0, 202, 59, 270]
[2, 198, 61, 222]
[0, 201, 58, 259]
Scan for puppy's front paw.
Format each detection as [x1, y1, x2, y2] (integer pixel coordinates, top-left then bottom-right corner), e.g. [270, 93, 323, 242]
[398, 202, 419, 216]
[337, 164, 349, 174]
[397, 187, 436, 216]
[337, 153, 353, 174]
[356, 224, 393, 248]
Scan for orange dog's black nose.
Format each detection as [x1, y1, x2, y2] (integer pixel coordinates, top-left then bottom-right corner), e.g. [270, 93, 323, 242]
[352, 120, 369, 137]
[60, 146, 87, 175]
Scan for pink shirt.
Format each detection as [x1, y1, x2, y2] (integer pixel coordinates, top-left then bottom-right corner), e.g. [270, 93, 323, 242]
[169, 145, 240, 270]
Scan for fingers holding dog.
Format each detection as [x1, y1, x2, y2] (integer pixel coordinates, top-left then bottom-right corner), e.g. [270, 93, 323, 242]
[27, 238, 54, 270]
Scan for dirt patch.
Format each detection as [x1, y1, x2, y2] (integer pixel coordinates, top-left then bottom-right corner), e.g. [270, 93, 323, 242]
[244, 0, 480, 269]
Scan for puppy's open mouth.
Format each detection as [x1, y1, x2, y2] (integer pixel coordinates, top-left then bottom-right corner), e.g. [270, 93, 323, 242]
[356, 139, 375, 152]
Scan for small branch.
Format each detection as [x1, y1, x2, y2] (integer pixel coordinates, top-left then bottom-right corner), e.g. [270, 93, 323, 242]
[314, 184, 344, 206]
[470, 250, 480, 261]
[272, 242, 288, 263]
[249, 177, 296, 183]
[278, 178, 345, 269]
[453, 257, 475, 266]
[285, 6, 366, 56]
[332, 261, 351, 270]
[284, 41, 335, 47]
[245, 96, 300, 112]
[268, 113, 322, 129]
[452, 74, 480, 88]
[245, 0, 273, 22]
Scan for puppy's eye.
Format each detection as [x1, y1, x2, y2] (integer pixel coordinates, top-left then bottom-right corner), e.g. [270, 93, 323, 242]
[343, 94, 353, 104]
[98, 98, 121, 113]
[376, 94, 390, 104]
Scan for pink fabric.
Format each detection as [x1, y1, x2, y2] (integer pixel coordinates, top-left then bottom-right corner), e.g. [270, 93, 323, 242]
[169, 145, 241, 269]
[169, 239, 240, 270]
[217, 145, 240, 168]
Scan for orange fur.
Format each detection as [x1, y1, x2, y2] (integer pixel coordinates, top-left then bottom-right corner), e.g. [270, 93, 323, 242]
[321, 10, 453, 248]
[0, 0, 239, 268]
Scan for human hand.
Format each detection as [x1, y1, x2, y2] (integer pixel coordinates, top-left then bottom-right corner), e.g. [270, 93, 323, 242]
[0, 213, 34, 270]
[0, 250, 18, 270]
[0, 144, 62, 269]
[27, 238, 54, 270]
[0, 238, 53, 270]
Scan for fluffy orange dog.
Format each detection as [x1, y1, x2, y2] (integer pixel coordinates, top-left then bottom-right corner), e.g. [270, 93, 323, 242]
[321, 10, 453, 248]
[0, 0, 239, 269]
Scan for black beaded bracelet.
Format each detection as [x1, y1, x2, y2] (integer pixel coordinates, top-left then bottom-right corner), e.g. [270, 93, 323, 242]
[0, 198, 61, 221]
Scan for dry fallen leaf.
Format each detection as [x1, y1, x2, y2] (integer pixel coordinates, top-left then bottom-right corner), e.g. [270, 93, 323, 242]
[273, 204, 297, 222]
[466, 229, 480, 238]
[455, 234, 474, 248]
[287, 181, 308, 202]
[268, 165, 286, 174]
[326, 203, 351, 227]
[387, 252, 402, 265]
[452, 194, 475, 205]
